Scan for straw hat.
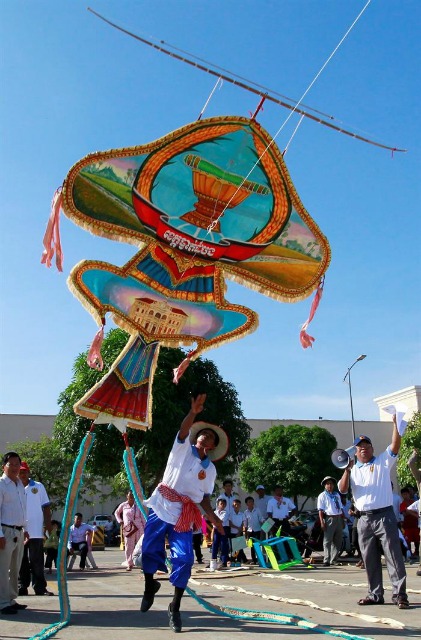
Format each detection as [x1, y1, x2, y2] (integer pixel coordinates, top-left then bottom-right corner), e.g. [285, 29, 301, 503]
[190, 421, 229, 462]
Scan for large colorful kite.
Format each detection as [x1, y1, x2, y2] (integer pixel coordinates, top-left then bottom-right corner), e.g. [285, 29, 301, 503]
[43, 115, 330, 430]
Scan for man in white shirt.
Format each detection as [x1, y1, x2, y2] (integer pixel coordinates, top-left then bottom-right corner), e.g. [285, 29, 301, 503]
[317, 476, 344, 566]
[217, 480, 236, 523]
[244, 496, 264, 563]
[338, 415, 409, 609]
[216, 479, 237, 559]
[266, 485, 296, 537]
[18, 461, 53, 596]
[255, 485, 270, 520]
[140, 393, 228, 633]
[0, 452, 27, 615]
[68, 513, 95, 570]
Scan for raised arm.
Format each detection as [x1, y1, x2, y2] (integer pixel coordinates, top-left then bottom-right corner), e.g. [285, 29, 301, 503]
[179, 393, 206, 441]
[390, 413, 401, 455]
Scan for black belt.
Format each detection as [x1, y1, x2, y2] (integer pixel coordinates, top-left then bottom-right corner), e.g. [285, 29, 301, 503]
[359, 506, 392, 516]
[1, 523, 24, 531]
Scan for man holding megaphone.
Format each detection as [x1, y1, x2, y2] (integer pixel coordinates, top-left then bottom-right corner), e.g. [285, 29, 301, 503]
[338, 414, 409, 610]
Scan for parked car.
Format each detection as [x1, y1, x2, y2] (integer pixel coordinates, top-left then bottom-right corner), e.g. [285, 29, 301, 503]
[87, 515, 120, 546]
[87, 514, 112, 528]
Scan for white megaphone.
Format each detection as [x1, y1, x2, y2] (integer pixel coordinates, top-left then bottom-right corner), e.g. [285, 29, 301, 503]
[331, 446, 356, 469]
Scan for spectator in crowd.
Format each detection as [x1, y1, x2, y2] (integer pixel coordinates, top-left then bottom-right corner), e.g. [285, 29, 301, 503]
[103, 516, 116, 546]
[229, 499, 247, 564]
[18, 461, 53, 596]
[338, 416, 409, 609]
[340, 494, 353, 557]
[244, 496, 264, 563]
[255, 485, 270, 520]
[210, 498, 229, 569]
[348, 500, 364, 568]
[317, 476, 344, 567]
[408, 449, 421, 577]
[400, 487, 420, 560]
[217, 479, 236, 555]
[217, 479, 236, 513]
[68, 513, 94, 571]
[44, 520, 61, 574]
[115, 491, 145, 571]
[0, 451, 27, 615]
[266, 485, 296, 537]
[139, 393, 227, 633]
[391, 482, 403, 523]
[407, 484, 419, 501]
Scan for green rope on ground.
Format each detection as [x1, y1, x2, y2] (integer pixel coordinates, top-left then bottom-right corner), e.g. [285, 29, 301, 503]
[28, 431, 96, 640]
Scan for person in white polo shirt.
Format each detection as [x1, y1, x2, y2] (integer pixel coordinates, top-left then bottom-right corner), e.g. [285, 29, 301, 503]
[255, 485, 270, 520]
[0, 451, 27, 615]
[266, 485, 297, 537]
[338, 414, 409, 609]
[18, 461, 53, 597]
[317, 476, 344, 567]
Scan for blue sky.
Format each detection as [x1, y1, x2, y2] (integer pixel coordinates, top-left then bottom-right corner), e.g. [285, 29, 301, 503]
[1, 1, 420, 424]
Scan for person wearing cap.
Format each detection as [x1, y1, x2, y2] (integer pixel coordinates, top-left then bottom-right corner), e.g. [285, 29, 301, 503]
[255, 485, 270, 521]
[140, 393, 228, 633]
[18, 460, 53, 597]
[338, 415, 409, 609]
[0, 451, 27, 615]
[317, 477, 344, 567]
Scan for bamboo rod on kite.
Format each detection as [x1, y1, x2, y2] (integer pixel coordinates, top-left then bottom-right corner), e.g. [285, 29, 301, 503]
[87, 6, 406, 154]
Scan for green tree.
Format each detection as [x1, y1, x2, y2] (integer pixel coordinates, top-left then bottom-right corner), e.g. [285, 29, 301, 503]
[239, 424, 338, 510]
[397, 411, 421, 487]
[53, 328, 250, 496]
[8, 434, 99, 510]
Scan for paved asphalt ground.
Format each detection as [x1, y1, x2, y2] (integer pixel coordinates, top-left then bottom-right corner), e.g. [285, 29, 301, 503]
[1, 548, 420, 640]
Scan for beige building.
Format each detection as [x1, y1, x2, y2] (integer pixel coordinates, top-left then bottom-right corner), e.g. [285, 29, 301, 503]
[374, 385, 421, 422]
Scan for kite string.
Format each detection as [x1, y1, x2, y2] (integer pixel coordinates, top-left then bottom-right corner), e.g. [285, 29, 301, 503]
[198, 76, 223, 120]
[283, 113, 305, 156]
[206, 0, 372, 233]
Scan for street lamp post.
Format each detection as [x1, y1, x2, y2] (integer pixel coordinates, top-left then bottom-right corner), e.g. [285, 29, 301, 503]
[343, 355, 367, 443]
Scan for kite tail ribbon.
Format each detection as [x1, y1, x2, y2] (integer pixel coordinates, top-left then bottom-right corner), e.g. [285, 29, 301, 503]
[299, 279, 324, 349]
[173, 349, 197, 384]
[87, 319, 106, 371]
[122, 434, 148, 520]
[41, 186, 63, 272]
